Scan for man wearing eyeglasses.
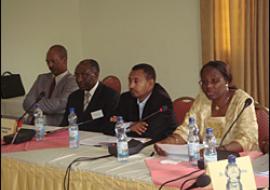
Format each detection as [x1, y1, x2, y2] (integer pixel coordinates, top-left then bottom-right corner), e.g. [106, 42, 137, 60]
[23, 44, 78, 126]
[61, 59, 120, 133]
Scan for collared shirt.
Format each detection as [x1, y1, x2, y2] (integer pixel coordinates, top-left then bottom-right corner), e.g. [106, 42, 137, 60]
[84, 81, 99, 108]
[137, 92, 152, 120]
[54, 70, 69, 86]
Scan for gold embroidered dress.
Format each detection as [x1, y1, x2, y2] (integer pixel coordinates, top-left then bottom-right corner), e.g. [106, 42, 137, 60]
[174, 89, 259, 151]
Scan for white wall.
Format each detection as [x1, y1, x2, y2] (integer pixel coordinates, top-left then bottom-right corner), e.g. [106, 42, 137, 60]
[2, 0, 201, 100]
[1, 0, 83, 92]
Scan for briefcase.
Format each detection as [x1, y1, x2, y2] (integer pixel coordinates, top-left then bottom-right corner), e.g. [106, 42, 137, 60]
[1, 71, 25, 99]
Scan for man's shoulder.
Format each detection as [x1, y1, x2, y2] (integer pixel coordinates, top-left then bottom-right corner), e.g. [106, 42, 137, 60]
[37, 72, 52, 78]
[120, 91, 133, 99]
[69, 89, 82, 97]
[98, 83, 119, 96]
[64, 71, 75, 77]
[152, 83, 171, 99]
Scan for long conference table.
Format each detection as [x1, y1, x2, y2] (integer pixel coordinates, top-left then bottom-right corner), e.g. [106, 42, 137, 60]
[1, 119, 178, 190]
[1, 118, 269, 190]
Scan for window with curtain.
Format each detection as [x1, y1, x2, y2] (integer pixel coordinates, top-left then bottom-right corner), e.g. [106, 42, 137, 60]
[200, 0, 269, 107]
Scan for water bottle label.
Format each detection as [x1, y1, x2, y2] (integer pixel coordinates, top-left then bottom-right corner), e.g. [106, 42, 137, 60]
[35, 122, 45, 141]
[188, 143, 200, 156]
[188, 143, 200, 163]
[204, 154, 217, 163]
[69, 129, 79, 148]
[117, 141, 129, 158]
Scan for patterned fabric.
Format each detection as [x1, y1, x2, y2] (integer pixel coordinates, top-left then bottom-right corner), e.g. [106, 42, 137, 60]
[174, 89, 259, 151]
[83, 91, 91, 111]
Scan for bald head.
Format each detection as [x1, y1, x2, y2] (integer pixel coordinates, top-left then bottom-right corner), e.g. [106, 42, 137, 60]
[46, 44, 67, 76]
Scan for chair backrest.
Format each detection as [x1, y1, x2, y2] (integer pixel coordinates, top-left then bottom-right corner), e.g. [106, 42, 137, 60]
[173, 96, 195, 125]
[255, 103, 269, 153]
[102, 75, 121, 94]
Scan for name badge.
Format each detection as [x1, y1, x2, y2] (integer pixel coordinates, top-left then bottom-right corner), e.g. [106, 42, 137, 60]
[91, 110, 104, 120]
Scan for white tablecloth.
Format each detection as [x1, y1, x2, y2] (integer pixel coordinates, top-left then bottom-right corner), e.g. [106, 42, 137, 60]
[1, 129, 176, 190]
[1, 96, 25, 118]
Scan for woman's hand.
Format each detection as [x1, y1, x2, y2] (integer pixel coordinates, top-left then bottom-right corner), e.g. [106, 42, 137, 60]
[154, 134, 187, 156]
[154, 143, 167, 156]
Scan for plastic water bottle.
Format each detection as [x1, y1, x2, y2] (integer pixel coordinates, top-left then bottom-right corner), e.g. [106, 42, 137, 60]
[34, 105, 45, 141]
[225, 155, 243, 190]
[115, 116, 129, 161]
[187, 116, 200, 165]
[68, 107, 79, 148]
[203, 128, 217, 165]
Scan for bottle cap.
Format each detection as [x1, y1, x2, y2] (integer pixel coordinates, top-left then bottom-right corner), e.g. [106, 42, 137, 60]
[228, 154, 236, 163]
[117, 116, 124, 122]
[206, 128, 213, 134]
[69, 107, 75, 113]
[189, 116, 195, 124]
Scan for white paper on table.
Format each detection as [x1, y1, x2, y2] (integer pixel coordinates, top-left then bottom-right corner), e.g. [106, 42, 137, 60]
[157, 143, 189, 156]
[21, 124, 66, 133]
[80, 135, 117, 146]
[80, 135, 149, 146]
[157, 144, 205, 162]
[252, 153, 269, 176]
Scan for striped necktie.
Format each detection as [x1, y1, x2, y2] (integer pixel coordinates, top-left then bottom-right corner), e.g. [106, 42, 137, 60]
[83, 91, 91, 111]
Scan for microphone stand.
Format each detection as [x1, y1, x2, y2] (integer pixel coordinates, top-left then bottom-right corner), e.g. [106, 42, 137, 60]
[219, 99, 252, 146]
[10, 92, 45, 144]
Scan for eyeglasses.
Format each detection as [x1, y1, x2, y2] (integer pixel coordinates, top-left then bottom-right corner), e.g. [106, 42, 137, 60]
[199, 78, 221, 87]
[75, 72, 95, 78]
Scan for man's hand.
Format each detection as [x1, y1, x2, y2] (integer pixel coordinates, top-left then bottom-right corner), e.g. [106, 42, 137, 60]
[129, 121, 149, 135]
[110, 115, 117, 123]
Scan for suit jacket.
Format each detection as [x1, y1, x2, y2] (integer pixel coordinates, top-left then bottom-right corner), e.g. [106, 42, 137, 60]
[23, 72, 78, 126]
[61, 82, 120, 133]
[116, 83, 178, 140]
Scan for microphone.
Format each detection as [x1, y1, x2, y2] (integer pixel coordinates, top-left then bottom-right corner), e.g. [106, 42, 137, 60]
[219, 98, 252, 146]
[108, 105, 169, 156]
[141, 105, 168, 121]
[108, 131, 169, 156]
[3, 92, 45, 144]
[159, 169, 206, 190]
[18, 91, 46, 122]
[184, 174, 211, 190]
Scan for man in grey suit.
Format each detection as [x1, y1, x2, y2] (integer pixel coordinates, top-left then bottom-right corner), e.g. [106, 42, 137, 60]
[23, 44, 78, 126]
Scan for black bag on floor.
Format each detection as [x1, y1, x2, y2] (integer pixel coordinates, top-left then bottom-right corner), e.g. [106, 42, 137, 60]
[1, 71, 25, 99]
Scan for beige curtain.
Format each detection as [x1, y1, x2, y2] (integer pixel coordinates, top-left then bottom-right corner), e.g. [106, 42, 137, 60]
[200, 0, 269, 107]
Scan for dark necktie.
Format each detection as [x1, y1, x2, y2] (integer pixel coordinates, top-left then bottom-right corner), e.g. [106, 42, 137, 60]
[48, 77, 56, 98]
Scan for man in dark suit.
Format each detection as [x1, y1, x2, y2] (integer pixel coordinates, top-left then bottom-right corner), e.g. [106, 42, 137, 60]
[114, 63, 177, 140]
[61, 59, 119, 133]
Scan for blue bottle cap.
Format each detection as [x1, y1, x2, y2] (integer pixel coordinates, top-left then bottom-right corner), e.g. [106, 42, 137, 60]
[189, 117, 195, 124]
[228, 154, 236, 163]
[206, 128, 213, 134]
[69, 107, 75, 113]
[117, 116, 123, 122]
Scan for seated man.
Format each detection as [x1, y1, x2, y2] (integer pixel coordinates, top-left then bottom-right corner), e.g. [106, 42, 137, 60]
[61, 59, 120, 133]
[23, 45, 78, 126]
[113, 63, 178, 140]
